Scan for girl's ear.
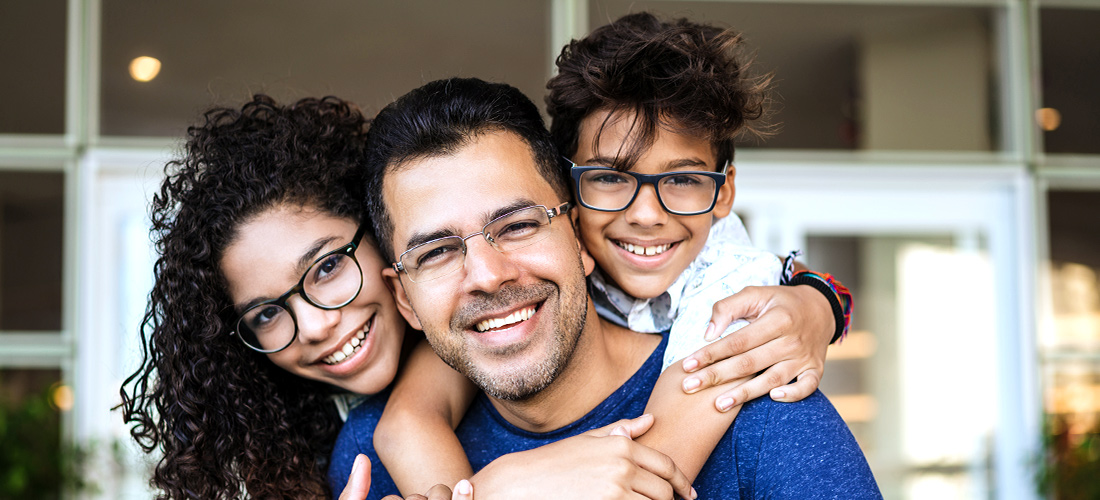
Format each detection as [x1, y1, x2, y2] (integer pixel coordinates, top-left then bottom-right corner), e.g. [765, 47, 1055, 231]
[382, 267, 423, 330]
[712, 163, 736, 219]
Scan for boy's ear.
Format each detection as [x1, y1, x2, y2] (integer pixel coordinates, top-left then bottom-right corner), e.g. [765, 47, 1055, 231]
[569, 213, 597, 277]
[712, 163, 736, 219]
[382, 267, 423, 330]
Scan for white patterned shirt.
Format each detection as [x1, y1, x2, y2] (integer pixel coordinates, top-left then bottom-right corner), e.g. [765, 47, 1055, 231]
[589, 214, 783, 370]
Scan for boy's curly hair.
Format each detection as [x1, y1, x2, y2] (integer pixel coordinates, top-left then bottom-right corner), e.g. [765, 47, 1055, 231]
[119, 94, 369, 499]
[547, 11, 773, 170]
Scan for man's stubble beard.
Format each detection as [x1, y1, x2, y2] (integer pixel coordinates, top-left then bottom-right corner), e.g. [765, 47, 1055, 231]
[423, 258, 589, 401]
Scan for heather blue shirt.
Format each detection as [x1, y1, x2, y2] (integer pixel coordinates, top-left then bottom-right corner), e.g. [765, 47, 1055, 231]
[329, 335, 881, 499]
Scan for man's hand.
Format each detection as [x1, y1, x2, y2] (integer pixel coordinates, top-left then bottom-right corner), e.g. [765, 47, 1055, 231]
[679, 284, 832, 410]
[469, 414, 695, 500]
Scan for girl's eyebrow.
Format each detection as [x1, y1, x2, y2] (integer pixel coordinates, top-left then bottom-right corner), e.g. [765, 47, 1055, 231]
[583, 155, 710, 171]
[235, 235, 342, 313]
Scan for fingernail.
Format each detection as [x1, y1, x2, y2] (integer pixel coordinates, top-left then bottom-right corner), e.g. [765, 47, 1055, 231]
[683, 377, 701, 393]
[682, 357, 699, 372]
[771, 389, 786, 400]
[692, 487, 699, 499]
[717, 397, 735, 411]
[456, 479, 472, 495]
[703, 322, 717, 341]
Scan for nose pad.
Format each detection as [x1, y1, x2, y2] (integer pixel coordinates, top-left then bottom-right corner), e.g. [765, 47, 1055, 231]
[460, 236, 518, 294]
[623, 184, 667, 227]
[288, 295, 341, 344]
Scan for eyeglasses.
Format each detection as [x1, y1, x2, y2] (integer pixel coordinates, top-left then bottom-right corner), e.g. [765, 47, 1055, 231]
[393, 203, 572, 283]
[232, 223, 368, 353]
[567, 159, 727, 216]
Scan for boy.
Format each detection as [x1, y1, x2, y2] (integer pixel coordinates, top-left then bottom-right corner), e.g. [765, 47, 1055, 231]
[372, 12, 851, 495]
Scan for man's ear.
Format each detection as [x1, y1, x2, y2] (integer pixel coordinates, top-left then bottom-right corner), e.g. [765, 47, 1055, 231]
[712, 163, 736, 219]
[382, 267, 423, 330]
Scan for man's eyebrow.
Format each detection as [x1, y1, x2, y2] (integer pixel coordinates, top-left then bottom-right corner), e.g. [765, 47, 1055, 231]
[234, 236, 340, 313]
[401, 199, 539, 252]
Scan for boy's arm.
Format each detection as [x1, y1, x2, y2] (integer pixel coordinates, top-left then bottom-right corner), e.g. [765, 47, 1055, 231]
[637, 264, 846, 482]
[373, 339, 478, 496]
[638, 363, 748, 483]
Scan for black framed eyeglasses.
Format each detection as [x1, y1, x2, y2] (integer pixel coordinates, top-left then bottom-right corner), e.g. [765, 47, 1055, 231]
[232, 222, 368, 353]
[567, 158, 727, 216]
[393, 203, 572, 283]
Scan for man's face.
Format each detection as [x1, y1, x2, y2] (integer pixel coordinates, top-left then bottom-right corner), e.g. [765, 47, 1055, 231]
[381, 130, 595, 401]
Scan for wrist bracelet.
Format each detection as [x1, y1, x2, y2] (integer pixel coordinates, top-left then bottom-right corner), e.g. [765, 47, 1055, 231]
[787, 270, 852, 344]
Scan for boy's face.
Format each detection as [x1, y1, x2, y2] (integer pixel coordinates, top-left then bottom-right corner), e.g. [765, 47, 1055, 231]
[571, 109, 734, 299]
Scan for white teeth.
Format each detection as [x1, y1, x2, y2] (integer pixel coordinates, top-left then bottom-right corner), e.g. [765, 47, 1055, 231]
[617, 241, 671, 256]
[323, 317, 373, 365]
[475, 306, 536, 333]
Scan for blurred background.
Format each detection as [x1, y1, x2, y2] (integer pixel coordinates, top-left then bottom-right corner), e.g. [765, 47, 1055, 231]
[0, 0, 1097, 498]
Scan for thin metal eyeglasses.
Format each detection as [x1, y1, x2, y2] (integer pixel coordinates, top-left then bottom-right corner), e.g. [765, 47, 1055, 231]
[232, 222, 368, 353]
[566, 158, 727, 216]
[393, 202, 572, 283]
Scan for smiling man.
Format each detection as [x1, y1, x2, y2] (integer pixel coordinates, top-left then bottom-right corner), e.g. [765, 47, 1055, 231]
[328, 77, 880, 499]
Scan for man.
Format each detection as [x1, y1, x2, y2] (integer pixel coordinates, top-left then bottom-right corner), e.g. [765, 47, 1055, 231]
[330, 77, 880, 499]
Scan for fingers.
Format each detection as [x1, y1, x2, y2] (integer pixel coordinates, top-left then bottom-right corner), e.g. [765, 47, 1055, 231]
[682, 333, 788, 394]
[423, 483, 454, 500]
[622, 438, 696, 500]
[340, 454, 372, 500]
[683, 311, 791, 374]
[713, 361, 800, 412]
[770, 369, 821, 402]
[451, 479, 473, 500]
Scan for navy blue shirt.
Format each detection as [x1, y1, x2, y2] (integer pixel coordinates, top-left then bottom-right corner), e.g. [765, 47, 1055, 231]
[329, 335, 881, 499]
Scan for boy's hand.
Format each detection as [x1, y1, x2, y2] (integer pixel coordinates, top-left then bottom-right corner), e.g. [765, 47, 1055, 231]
[679, 284, 832, 410]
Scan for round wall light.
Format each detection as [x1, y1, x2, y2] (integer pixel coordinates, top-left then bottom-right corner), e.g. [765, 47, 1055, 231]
[129, 56, 162, 82]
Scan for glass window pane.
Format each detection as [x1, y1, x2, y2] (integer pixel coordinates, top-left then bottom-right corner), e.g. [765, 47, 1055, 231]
[100, 0, 550, 137]
[0, 171, 63, 332]
[0, 368, 64, 498]
[808, 234, 996, 499]
[0, 1, 66, 135]
[589, 1, 999, 152]
[1039, 8, 1100, 155]
[1042, 190, 1100, 457]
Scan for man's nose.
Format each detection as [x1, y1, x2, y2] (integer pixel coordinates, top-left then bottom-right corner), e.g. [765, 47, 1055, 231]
[623, 184, 668, 227]
[289, 295, 342, 344]
[460, 236, 520, 295]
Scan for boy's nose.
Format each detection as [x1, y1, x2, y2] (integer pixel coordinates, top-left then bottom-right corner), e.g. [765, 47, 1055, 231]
[623, 184, 668, 227]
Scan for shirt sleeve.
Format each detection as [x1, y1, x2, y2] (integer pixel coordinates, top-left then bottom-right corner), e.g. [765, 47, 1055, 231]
[737, 391, 883, 499]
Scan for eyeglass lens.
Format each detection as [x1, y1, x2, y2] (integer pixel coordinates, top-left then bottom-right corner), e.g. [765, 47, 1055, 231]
[236, 252, 362, 352]
[577, 170, 718, 214]
[400, 205, 554, 283]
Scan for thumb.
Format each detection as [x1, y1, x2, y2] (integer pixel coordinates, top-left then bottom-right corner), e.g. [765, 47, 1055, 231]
[339, 454, 372, 500]
[706, 287, 764, 341]
[613, 413, 654, 439]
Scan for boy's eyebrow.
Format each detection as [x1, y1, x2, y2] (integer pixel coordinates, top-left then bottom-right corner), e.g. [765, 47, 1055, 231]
[581, 155, 711, 171]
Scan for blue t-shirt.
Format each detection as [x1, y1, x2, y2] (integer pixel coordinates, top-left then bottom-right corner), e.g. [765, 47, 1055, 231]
[329, 335, 881, 499]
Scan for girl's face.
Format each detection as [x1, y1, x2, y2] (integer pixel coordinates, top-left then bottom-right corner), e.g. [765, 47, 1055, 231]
[220, 204, 405, 395]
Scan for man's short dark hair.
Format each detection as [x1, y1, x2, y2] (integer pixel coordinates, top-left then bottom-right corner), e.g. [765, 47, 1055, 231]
[546, 12, 772, 171]
[364, 77, 569, 262]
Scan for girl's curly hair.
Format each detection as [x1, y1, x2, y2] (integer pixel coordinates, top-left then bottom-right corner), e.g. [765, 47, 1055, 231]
[546, 11, 774, 170]
[119, 94, 370, 499]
